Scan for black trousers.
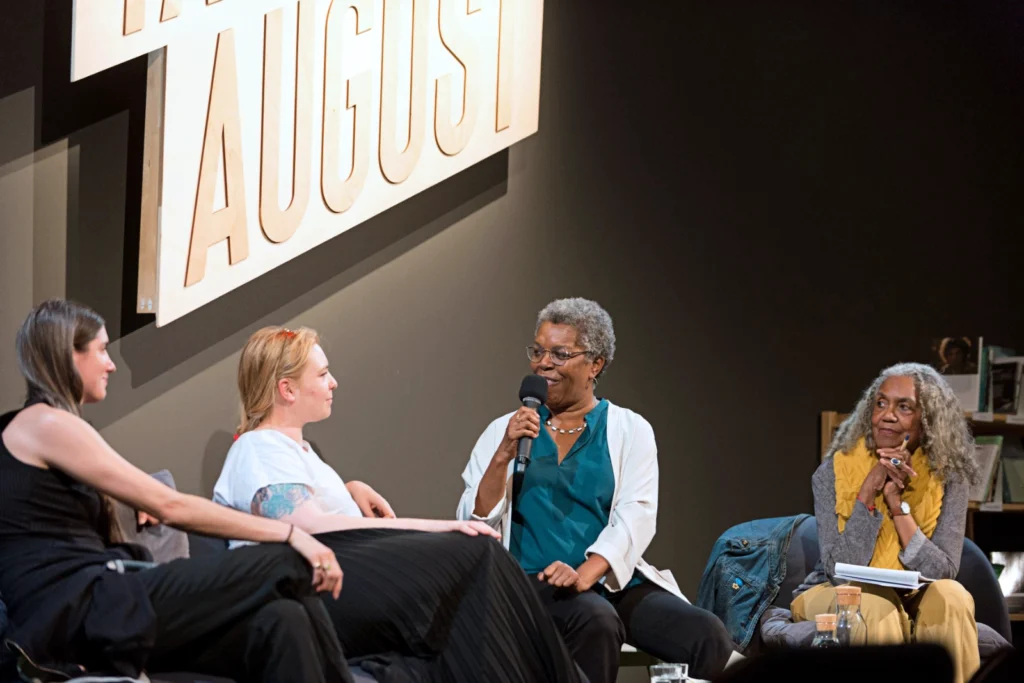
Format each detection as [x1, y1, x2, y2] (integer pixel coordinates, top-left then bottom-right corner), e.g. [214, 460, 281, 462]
[313, 529, 585, 683]
[136, 543, 352, 683]
[534, 579, 734, 683]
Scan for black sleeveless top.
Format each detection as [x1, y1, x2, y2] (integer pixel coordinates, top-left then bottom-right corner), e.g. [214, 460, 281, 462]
[0, 416, 108, 548]
[0, 408, 156, 677]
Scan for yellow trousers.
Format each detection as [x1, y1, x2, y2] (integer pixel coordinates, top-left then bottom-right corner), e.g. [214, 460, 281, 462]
[792, 580, 979, 683]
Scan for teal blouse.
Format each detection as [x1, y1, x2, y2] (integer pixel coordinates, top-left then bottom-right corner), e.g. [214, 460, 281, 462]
[510, 399, 643, 589]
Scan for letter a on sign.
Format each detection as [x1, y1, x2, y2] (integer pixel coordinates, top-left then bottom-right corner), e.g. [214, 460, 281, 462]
[186, 29, 250, 288]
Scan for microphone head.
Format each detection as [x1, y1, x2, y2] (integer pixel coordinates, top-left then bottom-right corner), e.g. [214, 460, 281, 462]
[519, 374, 548, 405]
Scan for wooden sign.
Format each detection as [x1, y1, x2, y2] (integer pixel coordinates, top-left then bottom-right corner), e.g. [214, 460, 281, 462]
[71, 0, 543, 325]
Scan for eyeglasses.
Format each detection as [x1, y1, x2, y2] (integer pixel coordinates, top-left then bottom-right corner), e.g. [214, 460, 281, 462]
[526, 344, 591, 365]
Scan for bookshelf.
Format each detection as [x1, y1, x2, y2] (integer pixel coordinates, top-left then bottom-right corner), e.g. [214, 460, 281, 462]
[965, 412, 1024, 426]
[970, 502, 1024, 512]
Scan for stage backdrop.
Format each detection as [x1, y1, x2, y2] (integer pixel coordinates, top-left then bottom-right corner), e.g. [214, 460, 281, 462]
[4, 6, 1024, 658]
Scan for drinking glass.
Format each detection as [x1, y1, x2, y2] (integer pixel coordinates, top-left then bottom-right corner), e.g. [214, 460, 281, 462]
[649, 662, 688, 682]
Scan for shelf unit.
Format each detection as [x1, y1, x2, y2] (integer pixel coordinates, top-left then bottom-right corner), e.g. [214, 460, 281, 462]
[965, 412, 1024, 426]
[969, 502, 1024, 512]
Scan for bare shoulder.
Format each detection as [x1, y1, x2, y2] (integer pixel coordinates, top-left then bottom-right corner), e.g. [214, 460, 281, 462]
[6, 404, 98, 467]
[17, 403, 92, 437]
[3, 404, 67, 467]
[10, 402, 60, 426]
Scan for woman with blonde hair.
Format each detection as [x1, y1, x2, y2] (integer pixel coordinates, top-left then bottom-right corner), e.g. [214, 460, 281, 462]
[214, 326, 584, 683]
[793, 362, 980, 683]
[0, 300, 348, 682]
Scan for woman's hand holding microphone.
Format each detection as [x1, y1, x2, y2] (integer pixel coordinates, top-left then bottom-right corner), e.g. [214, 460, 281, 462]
[495, 407, 541, 465]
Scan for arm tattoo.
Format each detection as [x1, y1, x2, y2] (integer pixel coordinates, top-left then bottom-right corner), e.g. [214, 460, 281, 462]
[251, 483, 315, 519]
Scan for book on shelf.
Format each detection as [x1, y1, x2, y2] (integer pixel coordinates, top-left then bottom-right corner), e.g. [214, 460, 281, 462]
[999, 437, 1024, 504]
[834, 563, 934, 590]
[930, 336, 983, 412]
[980, 344, 1016, 412]
[1004, 458, 1024, 504]
[970, 436, 1004, 504]
[1006, 594, 1024, 614]
[991, 358, 1023, 415]
[983, 459, 1006, 511]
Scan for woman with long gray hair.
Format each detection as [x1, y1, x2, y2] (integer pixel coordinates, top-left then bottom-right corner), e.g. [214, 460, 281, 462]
[458, 297, 738, 683]
[792, 363, 980, 683]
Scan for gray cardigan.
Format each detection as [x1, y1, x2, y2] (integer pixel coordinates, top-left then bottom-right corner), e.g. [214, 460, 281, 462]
[812, 457, 968, 581]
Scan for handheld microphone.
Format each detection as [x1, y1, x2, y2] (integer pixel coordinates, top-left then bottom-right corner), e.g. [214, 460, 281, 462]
[515, 375, 548, 478]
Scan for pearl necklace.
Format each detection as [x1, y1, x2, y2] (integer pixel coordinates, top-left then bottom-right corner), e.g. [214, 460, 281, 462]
[546, 419, 586, 435]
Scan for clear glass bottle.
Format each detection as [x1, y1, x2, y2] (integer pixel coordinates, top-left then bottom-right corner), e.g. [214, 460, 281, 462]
[833, 586, 869, 646]
[811, 613, 840, 648]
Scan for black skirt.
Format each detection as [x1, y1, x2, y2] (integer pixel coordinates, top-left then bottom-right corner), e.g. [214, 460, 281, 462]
[315, 529, 584, 683]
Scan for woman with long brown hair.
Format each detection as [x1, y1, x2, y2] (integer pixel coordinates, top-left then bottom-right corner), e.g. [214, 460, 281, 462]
[0, 299, 350, 682]
[213, 326, 585, 683]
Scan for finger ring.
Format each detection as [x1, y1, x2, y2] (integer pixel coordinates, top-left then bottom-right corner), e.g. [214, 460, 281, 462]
[322, 562, 332, 571]
[313, 562, 322, 569]
[890, 458, 902, 468]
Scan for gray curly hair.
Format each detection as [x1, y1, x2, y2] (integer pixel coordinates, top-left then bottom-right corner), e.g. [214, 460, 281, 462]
[536, 298, 615, 378]
[827, 362, 979, 484]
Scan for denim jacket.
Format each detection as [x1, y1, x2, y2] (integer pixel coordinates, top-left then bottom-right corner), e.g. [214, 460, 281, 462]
[696, 514, 811, 649]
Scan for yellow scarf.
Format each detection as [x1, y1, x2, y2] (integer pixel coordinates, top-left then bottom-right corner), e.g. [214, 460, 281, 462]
[833, 437, 944, 569]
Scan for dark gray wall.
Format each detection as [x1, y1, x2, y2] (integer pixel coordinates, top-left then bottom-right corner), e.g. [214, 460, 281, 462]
[3, 1, 1024, 625]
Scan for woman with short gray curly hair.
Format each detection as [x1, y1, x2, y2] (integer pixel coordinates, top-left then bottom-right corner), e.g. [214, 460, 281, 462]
[792, 363, 980, 683]
[458, 297, 737, 682]
[534, 297, 617, 379]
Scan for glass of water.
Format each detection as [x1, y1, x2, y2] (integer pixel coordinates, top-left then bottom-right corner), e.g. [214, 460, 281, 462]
[649, 662, 688, 682]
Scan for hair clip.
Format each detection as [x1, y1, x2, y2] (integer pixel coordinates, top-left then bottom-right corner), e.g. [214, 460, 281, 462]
[279, 328, 297, 339]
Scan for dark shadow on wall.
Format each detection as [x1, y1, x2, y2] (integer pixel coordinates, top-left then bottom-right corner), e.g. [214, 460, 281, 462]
[202, 430, 235, 499]
[64, 112, 131, 337]
[38, 1, 148, 338]
[113, 150, 509, 388]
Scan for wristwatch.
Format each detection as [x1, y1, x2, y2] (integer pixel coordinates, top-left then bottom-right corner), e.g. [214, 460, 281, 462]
[891, 501, 911, 517]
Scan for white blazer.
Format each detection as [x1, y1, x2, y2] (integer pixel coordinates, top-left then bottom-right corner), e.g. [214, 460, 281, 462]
[457, 400, 687, 601]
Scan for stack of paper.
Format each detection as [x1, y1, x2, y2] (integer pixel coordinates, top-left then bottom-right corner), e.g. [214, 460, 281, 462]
[834, 563, 935, 590]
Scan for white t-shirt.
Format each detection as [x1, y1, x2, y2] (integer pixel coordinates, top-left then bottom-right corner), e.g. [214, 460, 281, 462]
[213, 429, 363, 546]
